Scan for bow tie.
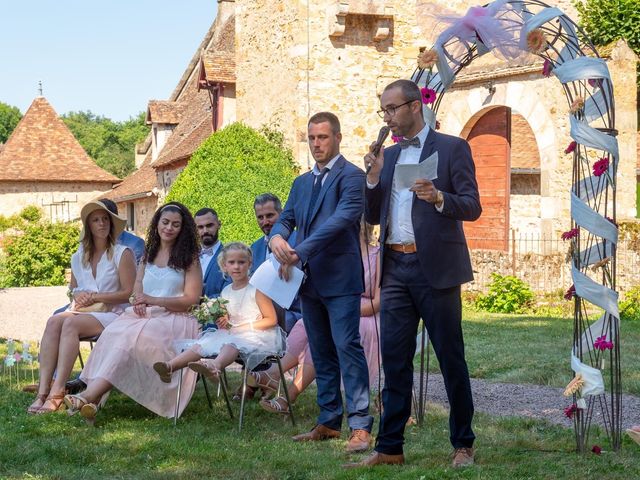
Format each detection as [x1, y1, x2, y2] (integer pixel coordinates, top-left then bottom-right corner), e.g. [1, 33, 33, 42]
[398, 137, 421, 149]
[201, 247, 214, 256]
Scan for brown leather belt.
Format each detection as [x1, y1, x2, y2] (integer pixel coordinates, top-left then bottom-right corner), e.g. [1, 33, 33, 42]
[387, 243, 417, 254]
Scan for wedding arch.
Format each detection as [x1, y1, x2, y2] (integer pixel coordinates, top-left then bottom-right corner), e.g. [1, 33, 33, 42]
[412, 0, 621, 452]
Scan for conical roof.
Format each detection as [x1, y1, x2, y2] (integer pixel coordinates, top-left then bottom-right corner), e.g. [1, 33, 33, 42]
[0, 97, 119, 183]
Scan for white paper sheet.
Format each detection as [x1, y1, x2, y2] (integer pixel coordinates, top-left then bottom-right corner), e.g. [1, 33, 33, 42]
[394, 152, 439, 190]
[249, 255, 304, 310]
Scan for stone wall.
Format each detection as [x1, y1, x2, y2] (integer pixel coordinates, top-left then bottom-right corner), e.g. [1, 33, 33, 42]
[116, 195, 157, 238]
[0, 182, 113, 221]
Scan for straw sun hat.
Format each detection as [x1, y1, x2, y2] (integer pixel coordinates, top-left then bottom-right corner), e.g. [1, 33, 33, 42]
[79, 200, 127, 241]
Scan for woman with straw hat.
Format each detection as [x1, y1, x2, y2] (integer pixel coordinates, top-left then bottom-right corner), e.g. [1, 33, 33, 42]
[27, 200, 136, 414]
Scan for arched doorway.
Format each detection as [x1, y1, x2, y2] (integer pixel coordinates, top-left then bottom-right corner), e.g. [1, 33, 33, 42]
[463, 106, 511, 251]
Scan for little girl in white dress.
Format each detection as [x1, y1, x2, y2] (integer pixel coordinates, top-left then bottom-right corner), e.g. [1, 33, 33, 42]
[154, 242, 283, 382]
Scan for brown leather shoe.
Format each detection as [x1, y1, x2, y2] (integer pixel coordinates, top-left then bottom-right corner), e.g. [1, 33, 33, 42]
[452, 447, 475, 468]
[292, 424, 341, 442]
[346, 429, 371, 453]
[343, 451, 405, 468]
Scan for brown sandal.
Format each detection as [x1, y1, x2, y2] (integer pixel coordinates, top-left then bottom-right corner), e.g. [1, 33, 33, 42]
[27, 393, 48, 414]
[188, 360, 220, 380]
[36, 393, 66, 414]
[153, 361, 173, 383]
[63, 394, 89, 416]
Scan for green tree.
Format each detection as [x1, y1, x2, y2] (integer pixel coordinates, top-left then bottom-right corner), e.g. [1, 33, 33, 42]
[0, 101, 22, 143]
[62, 110, 149, 178]
[167, 122, 299, 244]
[574, 0, 640, 55]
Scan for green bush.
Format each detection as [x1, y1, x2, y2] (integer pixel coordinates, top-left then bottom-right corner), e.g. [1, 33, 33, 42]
[620, 286, 640, 321]
[0, 222, 80, 287]
[167, 122, 299, 244]
[475, 273, 535, 314]
[18, 205, 42, 223]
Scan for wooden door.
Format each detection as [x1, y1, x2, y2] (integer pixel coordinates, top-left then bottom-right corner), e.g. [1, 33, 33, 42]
[464, 106, 511, 251]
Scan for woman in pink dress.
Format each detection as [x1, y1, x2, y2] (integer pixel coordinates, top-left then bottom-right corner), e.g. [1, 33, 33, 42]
[253, 219, 382, 414]
[27, 200, 136, 414]
[63, 202, 202, 424]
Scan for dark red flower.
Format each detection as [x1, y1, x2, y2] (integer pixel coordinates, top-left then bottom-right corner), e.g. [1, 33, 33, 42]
[561, 228, 579, 241]
[591, 445, 602, 455]
[564, 403, 578, 419]
[588, 78, 602, 89]
[594, 335, 614, 351]
[592, 157, 609, 177]
[564, 285, 576, 300]
[564, 141, 577, 154]
[420, 87, 437, 105]
[542, 59, 552, 77]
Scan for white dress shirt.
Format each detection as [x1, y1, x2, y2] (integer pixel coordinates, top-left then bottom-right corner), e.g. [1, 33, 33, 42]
[367, 124, 431, 244]
[200, 241, 221, 278]
[312, 153, 340, 184]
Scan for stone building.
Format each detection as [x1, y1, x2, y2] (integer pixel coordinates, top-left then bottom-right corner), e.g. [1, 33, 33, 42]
[0, 96, 119, 221]
[112, 0, 638, 249]
[104, 1, 236, 233]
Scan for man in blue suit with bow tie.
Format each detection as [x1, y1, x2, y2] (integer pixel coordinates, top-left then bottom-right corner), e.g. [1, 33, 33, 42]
[194, 208, 227, 299]
[270, 112, 373, 453]
[350, 79, 481, 469]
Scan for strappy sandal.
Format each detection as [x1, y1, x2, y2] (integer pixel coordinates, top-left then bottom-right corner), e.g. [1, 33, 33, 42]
[80, 402, 99, 426]
[247, 370, 280, 392]
[27, 393, 48, 414]
[63, 394, 89, 416]
[153, 361, 173, 383]
[259, 396, 290, 415]
[35, 393, 66, 414]
[188, 360, 220, 380]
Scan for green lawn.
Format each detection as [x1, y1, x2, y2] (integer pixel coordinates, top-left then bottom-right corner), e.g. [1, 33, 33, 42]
[1, 310, 639, 479]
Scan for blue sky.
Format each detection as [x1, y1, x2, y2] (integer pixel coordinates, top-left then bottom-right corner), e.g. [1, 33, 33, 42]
[0, 1, 217, 121]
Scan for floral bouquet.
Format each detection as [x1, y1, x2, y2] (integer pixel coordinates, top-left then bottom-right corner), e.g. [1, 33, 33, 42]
[191, 296, 229, 328]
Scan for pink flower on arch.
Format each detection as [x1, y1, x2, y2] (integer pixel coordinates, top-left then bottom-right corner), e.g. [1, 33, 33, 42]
[594, 335, 614, 351]
[593, 157, 610, 177]
[564, 284, 576, 301]
[420, 87, 437, 105]
[564, 141, 577, 154]
[561, 228, 579, 241]
[542, 59, 553, 77]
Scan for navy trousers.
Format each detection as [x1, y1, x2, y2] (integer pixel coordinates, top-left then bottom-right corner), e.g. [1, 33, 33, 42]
[375, 250, 475, 454]
[300, 279, 373, 432]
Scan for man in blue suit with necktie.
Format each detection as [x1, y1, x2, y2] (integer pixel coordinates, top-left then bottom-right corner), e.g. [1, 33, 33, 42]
[350, 79, 481, 469]
[194, 208, 226, 299]
[270, 112, 373, 453]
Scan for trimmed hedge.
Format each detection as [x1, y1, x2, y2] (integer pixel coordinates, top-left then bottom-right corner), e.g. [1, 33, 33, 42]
[0, 222, 80, 287]
[166, 123, 299, 244]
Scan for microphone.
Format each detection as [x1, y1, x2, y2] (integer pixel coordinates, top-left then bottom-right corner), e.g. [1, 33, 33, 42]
[366, 126, 390, 174]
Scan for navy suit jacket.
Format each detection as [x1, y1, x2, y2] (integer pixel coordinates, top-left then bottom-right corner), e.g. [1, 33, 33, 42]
[271, 155, 365, 298]
[202, 245, 228, 298]
[365, 129, 481, 290]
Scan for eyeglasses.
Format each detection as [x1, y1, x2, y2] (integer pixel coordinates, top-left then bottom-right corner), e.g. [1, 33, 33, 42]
[377, 100, 415, 119]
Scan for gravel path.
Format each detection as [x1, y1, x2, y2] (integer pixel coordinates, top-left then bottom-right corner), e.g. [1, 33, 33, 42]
[417, 372, 640, 431]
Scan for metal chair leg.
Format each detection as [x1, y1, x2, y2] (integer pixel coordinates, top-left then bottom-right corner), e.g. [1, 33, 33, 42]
[78, 351, 84, 369]
[219, 368, 233, 419]
[276, 356, 295, 426]
[238, 366, 249, 432]
[174, 368, 183, 426]
[201, 374, 213, 409]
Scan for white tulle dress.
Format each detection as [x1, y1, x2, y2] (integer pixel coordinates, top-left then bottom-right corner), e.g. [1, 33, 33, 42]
[182, 283, 285, 370]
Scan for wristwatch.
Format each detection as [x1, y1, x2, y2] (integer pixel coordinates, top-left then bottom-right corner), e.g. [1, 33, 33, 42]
[435, 190, 444, 207]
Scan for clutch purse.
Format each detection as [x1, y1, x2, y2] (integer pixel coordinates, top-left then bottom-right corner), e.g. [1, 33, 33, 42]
[73, 302, 110, 313]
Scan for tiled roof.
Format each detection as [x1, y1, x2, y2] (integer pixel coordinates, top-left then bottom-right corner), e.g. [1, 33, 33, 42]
[153, 92, 213, 168]
[146, 100, 184, 125]
[0, 97, 119, 183]
[200, 51, 236, 85]
[103, 152, 157, 201]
